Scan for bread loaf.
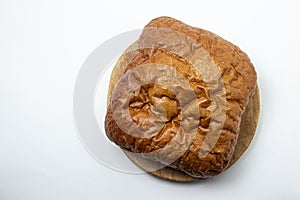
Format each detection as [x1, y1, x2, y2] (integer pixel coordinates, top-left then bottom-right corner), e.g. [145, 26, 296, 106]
[105, 17, 257, 178]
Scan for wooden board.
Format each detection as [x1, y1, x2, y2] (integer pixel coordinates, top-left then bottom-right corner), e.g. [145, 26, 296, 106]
[106, 43, 260, 182]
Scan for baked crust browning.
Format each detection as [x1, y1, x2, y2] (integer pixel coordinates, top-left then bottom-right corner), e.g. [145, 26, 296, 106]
[105, 17, 257, 178]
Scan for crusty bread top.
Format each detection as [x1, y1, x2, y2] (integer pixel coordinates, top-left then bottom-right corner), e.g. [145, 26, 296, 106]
[105, 17, 257, 178]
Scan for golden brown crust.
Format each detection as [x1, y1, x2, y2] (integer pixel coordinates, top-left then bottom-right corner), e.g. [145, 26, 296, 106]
[122, 85, 260, 182]
[105, 17, 257, 178]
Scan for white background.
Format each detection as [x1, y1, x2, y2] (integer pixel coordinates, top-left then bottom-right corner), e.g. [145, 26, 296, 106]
[1, 0, 300, 199]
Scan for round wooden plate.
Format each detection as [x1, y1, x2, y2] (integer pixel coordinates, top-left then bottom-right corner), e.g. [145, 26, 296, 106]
[106, 43, 260, 182]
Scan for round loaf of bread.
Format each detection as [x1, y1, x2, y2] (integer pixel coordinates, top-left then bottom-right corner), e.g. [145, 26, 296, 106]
[105, 17, 259, 180]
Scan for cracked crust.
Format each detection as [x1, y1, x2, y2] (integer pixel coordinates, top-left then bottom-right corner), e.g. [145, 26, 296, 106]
[104, 17, 257, 178]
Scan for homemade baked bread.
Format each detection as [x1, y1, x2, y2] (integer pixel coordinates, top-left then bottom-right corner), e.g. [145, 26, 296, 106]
[105, 17, 258, 179]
